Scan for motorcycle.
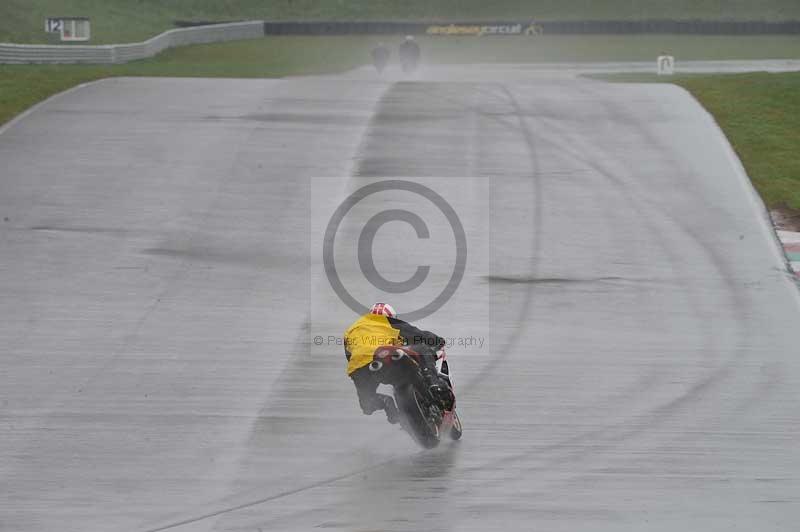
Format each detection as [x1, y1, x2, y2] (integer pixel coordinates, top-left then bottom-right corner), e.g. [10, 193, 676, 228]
[400, 57, 418, 74]
[371, 44, 390, 74]
[368, 345, 462, 448]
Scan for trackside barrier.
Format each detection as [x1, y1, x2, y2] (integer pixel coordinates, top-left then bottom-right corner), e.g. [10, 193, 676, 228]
[539, 19, 800, 34]
[0, 21, 264, 64]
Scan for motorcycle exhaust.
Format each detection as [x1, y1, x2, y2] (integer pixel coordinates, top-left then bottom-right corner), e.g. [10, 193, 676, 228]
[369, 360, 384, 372]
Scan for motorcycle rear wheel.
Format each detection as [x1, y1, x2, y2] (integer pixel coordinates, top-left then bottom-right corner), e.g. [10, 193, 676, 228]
[449, 411, 463, 440]
[395, 384, 440, 449]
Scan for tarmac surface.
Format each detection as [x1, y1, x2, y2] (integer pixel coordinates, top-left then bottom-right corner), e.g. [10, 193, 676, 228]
[1, 66, 799, 532]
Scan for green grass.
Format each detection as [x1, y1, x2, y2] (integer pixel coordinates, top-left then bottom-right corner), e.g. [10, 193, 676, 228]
[3, 0, 800, 44]
[422, 35, 800, 63]
[0, 36, 370, 126]
[599, 71, 800, 216]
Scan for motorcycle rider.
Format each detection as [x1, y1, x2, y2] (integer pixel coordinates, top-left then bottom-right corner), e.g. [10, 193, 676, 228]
[371, 42, 390, 74]
[397, 35, 421, 73]
[343, 302, 453, 424]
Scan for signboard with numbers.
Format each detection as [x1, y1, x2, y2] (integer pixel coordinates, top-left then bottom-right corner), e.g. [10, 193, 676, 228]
[45, 18, 63, 33]
[44, 17, 90, 41]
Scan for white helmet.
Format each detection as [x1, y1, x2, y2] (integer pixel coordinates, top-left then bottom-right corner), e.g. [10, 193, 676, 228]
[405, 35, 415, 41]
[369, 302, 397, 318]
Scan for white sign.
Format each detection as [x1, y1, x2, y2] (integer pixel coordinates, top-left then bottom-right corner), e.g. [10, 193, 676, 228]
[45, 18, 90, 41]
[657, 55, 675, 76]
[45, 18, 63, 33]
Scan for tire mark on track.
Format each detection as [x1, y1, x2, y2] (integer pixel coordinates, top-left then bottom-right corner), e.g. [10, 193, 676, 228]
[453, 83, 544, 392]
[141, 457, 407, 532]
[399, 81, 672, 431]
[456, 82, 758, 486]
[363, 82, 714, 488]
[136, 82, 396, 532]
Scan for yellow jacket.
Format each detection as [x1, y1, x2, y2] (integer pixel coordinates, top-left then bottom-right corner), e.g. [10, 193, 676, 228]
[343, 313, 443, 375]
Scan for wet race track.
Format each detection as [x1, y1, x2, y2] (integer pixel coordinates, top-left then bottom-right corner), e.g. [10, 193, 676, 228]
[1, 66, 799, 531]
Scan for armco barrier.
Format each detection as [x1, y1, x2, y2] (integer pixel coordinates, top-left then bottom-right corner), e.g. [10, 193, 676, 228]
[538, 19, 800, 34]
[0, 21, 264, 64]
[263, 21, 425, 35]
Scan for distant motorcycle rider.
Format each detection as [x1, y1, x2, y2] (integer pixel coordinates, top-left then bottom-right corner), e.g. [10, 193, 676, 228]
[344, 303, 453, 424]
[398, 35, 421, 73]
[371, 42, 390, 74]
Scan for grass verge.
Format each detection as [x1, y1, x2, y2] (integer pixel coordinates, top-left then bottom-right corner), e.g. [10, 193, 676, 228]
[599, 71, 800, 223]
[422, 34, 800, 63]
[0, 36, 371, 126]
